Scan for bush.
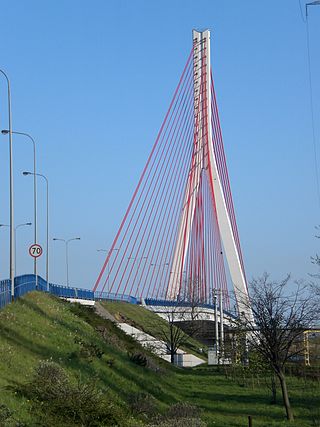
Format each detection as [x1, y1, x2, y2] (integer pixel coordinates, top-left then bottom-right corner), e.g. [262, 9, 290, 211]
[17, 360, 128, 426]
[128, 352, 147, 367]
[74, 336, 104, 361]
[128, 392, 157, 419]
[148, 402, 206, 427]
[0, 403, 27, 426]
[22, 360, 70, 402]
[148, 419, 206, 427]
[166, 402, 202, 419]
[106, 358, 115, 368]
[0, 403, 12, 422]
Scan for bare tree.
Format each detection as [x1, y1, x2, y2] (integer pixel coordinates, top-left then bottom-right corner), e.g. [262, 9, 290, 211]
[156, 303, 189, 364]
[151, 279, 208, 364]
[179, 278, 206, 338]
[236, 273, 318, 422]
[310, 252, 320, 300]
[309, 225, 320, 300]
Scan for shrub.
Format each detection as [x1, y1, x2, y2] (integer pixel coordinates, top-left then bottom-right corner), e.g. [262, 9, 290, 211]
[166, 402, 202, 419]
[74, 336, 104, 361]
[148, 419, 206, 427]
[0, 403, 12, 423]
[128, 392, 157, 418]
[128, 352, 147, 367]
[148, 402, 206, 427]
[25, 360, 70, 401]
[17, 360, 128, 426]
[106, 358, 115, 368]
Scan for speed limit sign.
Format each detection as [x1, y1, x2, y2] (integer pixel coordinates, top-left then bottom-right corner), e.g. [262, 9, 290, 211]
[29, 244, 43, 258]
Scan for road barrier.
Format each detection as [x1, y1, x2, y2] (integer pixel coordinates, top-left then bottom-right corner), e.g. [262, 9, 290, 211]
[0, 280, 11, 309]
[0, 274, 139, 310]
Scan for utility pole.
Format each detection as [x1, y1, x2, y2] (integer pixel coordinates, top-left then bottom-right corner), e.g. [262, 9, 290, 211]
[219, 288, 224, 361]
[214, 290, 219, 358]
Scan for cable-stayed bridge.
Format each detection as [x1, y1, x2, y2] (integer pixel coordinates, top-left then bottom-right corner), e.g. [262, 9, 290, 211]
[93, 29, 251, 321]
[0, 30, 251, 343]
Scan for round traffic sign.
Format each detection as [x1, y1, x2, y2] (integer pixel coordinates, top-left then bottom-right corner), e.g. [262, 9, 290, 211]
[29, 244, 43, 258]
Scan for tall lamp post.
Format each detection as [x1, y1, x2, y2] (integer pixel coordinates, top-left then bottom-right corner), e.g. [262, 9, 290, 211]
[97, 248, 119, 293]
[2, 130, 37, 287]
[53, 237, 80, 287]
[23, 171, 49, 290]
[0, 69, 14, 300]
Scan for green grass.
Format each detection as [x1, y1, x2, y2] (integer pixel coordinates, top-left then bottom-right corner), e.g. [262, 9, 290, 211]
[101, 300, 206, 358]
[0, 292, 319, 426]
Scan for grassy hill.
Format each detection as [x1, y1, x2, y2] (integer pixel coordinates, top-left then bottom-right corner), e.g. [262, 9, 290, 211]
[0, 292, 319, 426]
[101, 300, 206, 359]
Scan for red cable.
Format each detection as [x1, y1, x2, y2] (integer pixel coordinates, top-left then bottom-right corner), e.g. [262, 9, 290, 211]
[95, 49, 193, 294]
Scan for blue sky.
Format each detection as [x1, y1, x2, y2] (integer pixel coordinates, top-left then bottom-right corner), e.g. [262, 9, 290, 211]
[0, 0, 319, 289]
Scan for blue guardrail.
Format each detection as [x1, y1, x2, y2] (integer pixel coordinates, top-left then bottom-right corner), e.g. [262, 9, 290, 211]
[0, 274, 138, 311]
[0, 279, 11, 310]
[144, 298, 236, 319]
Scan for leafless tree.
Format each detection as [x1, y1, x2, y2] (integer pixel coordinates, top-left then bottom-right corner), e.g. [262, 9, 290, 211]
[151, 278, 208, 364]
[309, 225, 320, 299]
[179, 278, 206, 337]
[156, 303, 189, 364]
[236, 273, 319, 422]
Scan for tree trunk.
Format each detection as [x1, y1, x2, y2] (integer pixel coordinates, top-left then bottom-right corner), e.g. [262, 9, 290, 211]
[278, 371, 294, 421]
[170, 325, 175, 364]
[270, 373, 277, 404]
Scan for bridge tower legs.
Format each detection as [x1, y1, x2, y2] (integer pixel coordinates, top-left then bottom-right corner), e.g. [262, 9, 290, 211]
[166, 29, 251, 319]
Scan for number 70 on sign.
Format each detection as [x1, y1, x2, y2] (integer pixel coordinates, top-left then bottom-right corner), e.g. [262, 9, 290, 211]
[29, 244, 43, 258]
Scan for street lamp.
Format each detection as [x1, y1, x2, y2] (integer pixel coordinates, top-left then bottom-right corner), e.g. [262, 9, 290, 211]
[0, 222, 32, 276]
[212, 289, 219, 358]
[53, 237, 80, 286]
[3, 130, 37, 287]
[97, 248, 119, 293]
[0, 69, 14, 300]
[23, 171, 49, 290]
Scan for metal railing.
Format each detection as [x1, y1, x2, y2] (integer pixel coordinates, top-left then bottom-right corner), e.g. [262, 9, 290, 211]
[0, 274, 95, 310]
[0, 280, 10, 309]
[144, 298, 236, 318]
[0, 274, 138, 311]
[94, 291, 138, 304]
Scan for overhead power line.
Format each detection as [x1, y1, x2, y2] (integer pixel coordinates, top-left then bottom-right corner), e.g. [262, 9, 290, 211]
[302, 1, 320, 209]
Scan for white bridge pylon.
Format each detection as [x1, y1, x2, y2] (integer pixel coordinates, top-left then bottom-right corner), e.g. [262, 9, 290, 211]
[166, 29, 251, 318]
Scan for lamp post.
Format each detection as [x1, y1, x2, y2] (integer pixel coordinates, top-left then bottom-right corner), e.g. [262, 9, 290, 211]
[53, 237, 80, 286]
[0, 69, 14, 300]
[213, 290, 219, 358]
[3, 130, 37, 287]
[23, 172, 49, 290]
[0, 222, 32, 276]
[97, 248, 118, 293]
[219, 288, 224, 359]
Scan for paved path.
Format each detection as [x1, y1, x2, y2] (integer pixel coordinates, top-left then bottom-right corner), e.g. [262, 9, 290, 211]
[95, 302, 116, 322]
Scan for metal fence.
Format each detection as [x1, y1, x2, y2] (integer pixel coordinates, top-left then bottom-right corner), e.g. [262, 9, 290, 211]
[0, 274, 142, 312]
[94, 291, 138, 304]
[144, 298, 237, 318]
[0, 280, 10, 310]
[0, 274, 95, 311]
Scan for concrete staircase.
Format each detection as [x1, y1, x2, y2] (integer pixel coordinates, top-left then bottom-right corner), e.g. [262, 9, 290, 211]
[94, 302, 205, 367]
[117, 322, 204, 367]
